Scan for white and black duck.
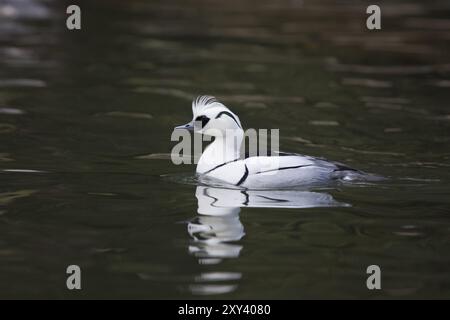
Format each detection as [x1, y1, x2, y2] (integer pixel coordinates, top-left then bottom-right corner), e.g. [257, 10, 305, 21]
[175, 95, 377, 189]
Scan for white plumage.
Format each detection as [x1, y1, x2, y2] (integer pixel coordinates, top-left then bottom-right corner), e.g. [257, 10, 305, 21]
[175, 95, 373, 189]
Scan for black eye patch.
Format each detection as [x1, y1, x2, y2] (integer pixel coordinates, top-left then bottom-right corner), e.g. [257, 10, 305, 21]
[195, 115, 210, 128]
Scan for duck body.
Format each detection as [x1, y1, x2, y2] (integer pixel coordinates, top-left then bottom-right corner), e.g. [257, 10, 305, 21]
[197, 152, 361, 189]
[175, 95, 373, 189]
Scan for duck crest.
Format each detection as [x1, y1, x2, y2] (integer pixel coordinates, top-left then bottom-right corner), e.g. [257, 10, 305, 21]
[192, 95, 224, 115]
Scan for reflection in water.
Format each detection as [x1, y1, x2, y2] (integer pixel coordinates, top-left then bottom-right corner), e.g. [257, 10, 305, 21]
[1, 0, 448, 299]
[187, 185, 346, 295]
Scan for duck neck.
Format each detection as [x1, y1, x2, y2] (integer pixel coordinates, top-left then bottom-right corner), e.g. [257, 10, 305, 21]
[197, 129, 244, 173]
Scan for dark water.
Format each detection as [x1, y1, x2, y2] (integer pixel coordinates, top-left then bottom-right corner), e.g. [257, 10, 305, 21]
[1, 0, 450, 299]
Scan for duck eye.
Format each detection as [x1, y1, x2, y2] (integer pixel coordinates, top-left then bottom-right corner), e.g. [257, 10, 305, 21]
[195, 115, 210, 128]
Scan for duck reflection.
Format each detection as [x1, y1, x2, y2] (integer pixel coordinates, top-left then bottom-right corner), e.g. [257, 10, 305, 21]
[187, 185, 347, 295]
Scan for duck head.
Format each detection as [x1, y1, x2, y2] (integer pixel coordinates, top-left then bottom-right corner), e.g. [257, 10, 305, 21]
[175, 95, 243, 137]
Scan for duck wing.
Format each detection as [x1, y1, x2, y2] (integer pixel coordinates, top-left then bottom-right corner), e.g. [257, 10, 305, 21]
[238, 153, 362, 188]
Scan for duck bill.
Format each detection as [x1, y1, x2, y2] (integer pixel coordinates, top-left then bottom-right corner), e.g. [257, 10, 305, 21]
[174, 122, 194, 131]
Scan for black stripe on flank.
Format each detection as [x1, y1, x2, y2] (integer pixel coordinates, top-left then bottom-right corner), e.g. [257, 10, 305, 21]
[257, 195, 289, 203]
[236, 165, 249, 186]
[203, 158, 240, 175]
[215, 111, 241, 128]
[254, 164, 312, 175]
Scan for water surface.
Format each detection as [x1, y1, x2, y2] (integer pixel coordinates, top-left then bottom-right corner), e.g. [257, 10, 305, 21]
[1, 0, 450, 299]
